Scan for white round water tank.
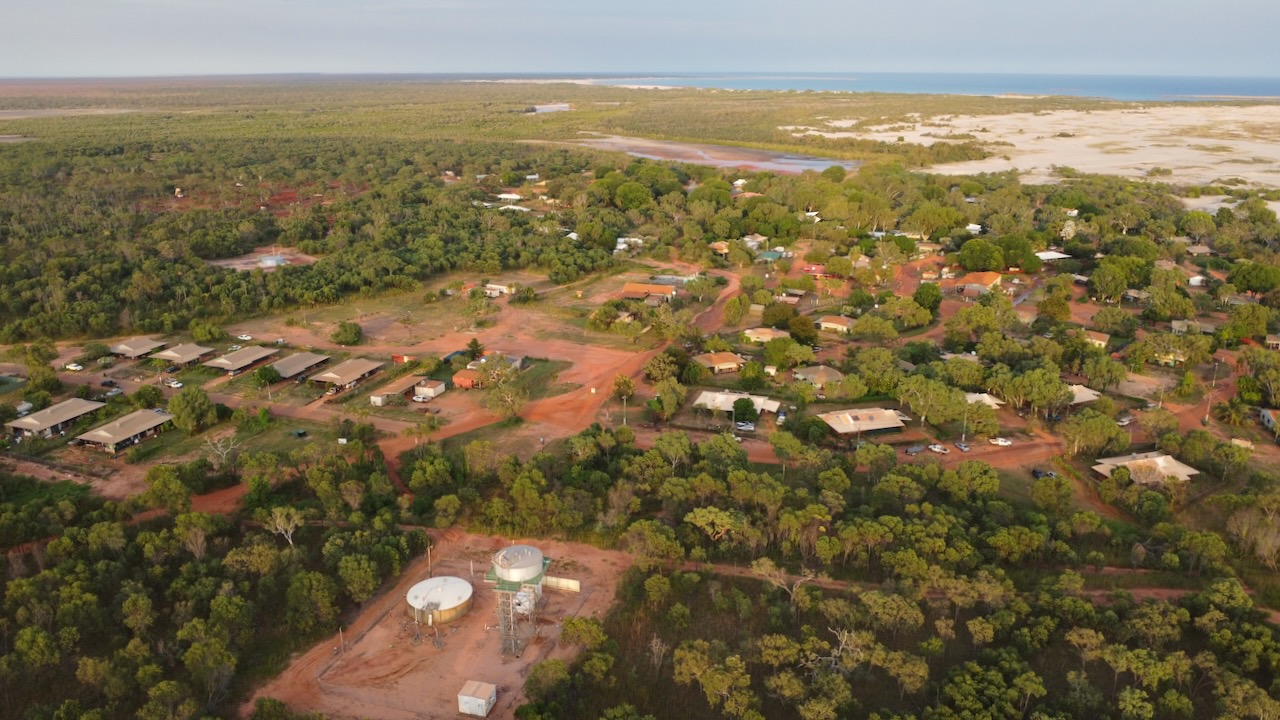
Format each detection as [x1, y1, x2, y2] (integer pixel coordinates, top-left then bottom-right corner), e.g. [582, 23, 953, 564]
[405, 576, 473, 624]
[514, 590, 535, 615]
[492, 545, 544, 583]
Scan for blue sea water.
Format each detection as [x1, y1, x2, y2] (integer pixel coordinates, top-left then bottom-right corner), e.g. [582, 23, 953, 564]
[576, 72, 1280, 101]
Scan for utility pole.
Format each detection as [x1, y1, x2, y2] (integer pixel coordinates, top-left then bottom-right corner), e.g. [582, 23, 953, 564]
[622, 394, 627, 426]
[961, 402, 969, 444]
[1204, 360, 1219, 425]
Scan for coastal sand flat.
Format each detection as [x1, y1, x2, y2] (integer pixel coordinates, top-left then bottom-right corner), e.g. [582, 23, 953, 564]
[789, 105, 1280, 186]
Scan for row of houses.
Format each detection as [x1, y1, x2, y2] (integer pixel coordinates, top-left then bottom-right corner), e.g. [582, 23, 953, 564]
[5, 398, 174, 454]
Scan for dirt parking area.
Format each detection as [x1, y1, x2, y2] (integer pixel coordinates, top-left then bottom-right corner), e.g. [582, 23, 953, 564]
[247, 532, 632, 720]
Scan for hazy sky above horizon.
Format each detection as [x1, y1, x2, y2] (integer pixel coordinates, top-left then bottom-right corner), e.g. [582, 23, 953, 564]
[4, 0, 1277, 78]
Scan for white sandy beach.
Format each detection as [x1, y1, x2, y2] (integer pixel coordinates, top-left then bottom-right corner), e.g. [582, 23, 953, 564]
[786, 105, 1280, 187]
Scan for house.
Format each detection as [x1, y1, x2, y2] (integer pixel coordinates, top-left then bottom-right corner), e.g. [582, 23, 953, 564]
[416, 379, 447, 399]
[271, 352, 330, 380]
[801, 264, 827, 278]
[1267, 335, 1280, 351]
[963, 271, 1003, 290]
[817, 408, 906, 435]
[775, 294, 802, 306]
[202, 346, 280, 376]
[1083, 331, 1110, 349]
[1261, 409, 1280, 436]
[742, 233, 768, 250]
[1015, 307, 1038, 325]
[6, 398, 105, 439]
[1035, 250, 1071, 262]
[793, 365, 844, 387]
[692, 391, 781, 416]
[1122, 289, 1151, 304]
[497, 205, 530, 213]
[76, 409, 174, 454]
[964, 393, 1005, 409]
[1072, 274, 1091, 285]
[965, 223, 983, 235]
[496, 193, 522, 201]
[1067, 384, 1102, 405]
[709, 241, 731, 256]
[1153, 349, 1188, 367]
[109, 337, 168, 359]
[1092, 451, 1200, 487]
[1185, 244, 1213, 257]
[1226, 294, 1259, 306]
[816, 316, 855, 334]
[748, 303, 765, 317]
[620, 282, 677, 302]
[310, 358, 385, 388]
[756, 250, 782, 264]
[452, 368, 483, 389]
[1172, 319, 1218, 336]
[742, 327, 791, 344]
[1188, 275, 1207, 287]
[149, 343, 214, 366]
[614, 237, 643, 254]
[1063, 208, 1080, 218]
[484, 283, 516, 298]
[693, 352, 746, 374]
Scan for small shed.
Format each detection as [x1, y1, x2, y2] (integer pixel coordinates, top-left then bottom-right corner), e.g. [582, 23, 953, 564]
[458, 681, 497, 718]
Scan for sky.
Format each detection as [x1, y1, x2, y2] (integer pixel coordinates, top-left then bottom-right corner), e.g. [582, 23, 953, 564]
[4, 0, 1279, 78]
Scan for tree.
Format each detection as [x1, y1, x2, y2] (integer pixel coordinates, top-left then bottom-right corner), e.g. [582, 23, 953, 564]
[286, 571, 338, 634]
[253, 365, 282, 386]
[265, 505, 303, 547]
[337, 554, 380, 603]
[913, 282, 942, 316]
[1060, 410, 1129, 456]
[131, 384, 165, 409]
[524, 659, 570, 703]
[466, 337, 485, 360]
[612, 374, 636, 402]
[330, 321, 363, 346]
[904, 201, 963, 245]
[732, 397, 759, 424]
[169, 385, 218, 434]
[1181, 210, 1217, 241]
[1082, 355, 1126, 392]
[624, 519, 684, 571]
[1038, 293, 1071, 324]
[481, 361, 528, 419]
[561, 617, 608, 650]
[957, 238, 1005, 272]
[1030, 475, 1073, 516]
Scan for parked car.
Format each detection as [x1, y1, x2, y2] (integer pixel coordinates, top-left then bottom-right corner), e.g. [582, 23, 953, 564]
[412, 395, 429, 403]
[100, 379, 117, 388]
[906, 445, 925, 455]
[229, 344, 242, 351]
[64, 363, 83, 371]
[1116, 416, 1135, 427]
[1031, 469, 1058, 479]
[735, 421, 756, 432]
[989, 437, 1013, 447]
[236, 334, 253, 341]
[165, 379, 183, 389]
[927, 444, 950, 454]
[104, 388, 124, 398]
[164, 365, 179, 373]
[954, 442, 971, 453]
[777, 411, 787, 424]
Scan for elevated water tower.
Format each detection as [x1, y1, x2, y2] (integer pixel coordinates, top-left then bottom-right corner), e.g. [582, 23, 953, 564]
[485, 544, 551, 656]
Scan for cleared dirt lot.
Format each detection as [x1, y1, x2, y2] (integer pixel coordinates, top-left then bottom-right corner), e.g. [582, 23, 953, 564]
[246, 532, 632, 720]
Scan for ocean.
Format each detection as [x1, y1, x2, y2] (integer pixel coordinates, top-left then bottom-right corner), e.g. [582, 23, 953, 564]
[575, 72, 1280, 101]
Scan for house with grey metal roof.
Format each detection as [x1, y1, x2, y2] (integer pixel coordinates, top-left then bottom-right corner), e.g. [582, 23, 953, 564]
[271, 352, 331, 379]
[110, 338, 168, 359]
[6, 398, 105, 439]
[202, 346, 280, 375]
[310, 358, 385, 387]
[77, 409, 174, 453]
[149, 343, 214, 366]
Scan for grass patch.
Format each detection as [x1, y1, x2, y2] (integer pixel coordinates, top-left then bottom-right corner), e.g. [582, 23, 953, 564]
[519, 359, 577, 401]
[0, 375, 26, 397]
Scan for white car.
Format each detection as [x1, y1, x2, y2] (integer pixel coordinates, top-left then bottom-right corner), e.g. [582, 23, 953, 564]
[989, 437, 1013, 447]
[165, 379, 183, 389]
[735, 421, 756, 432]
[1116, 416, 1135, 427]
[64, 363, 83, 371]
[412, 395, 429, 403]
[236, 334, 253, 341]
[229, 344, 242, 351]
[927, 444, 950, 454]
